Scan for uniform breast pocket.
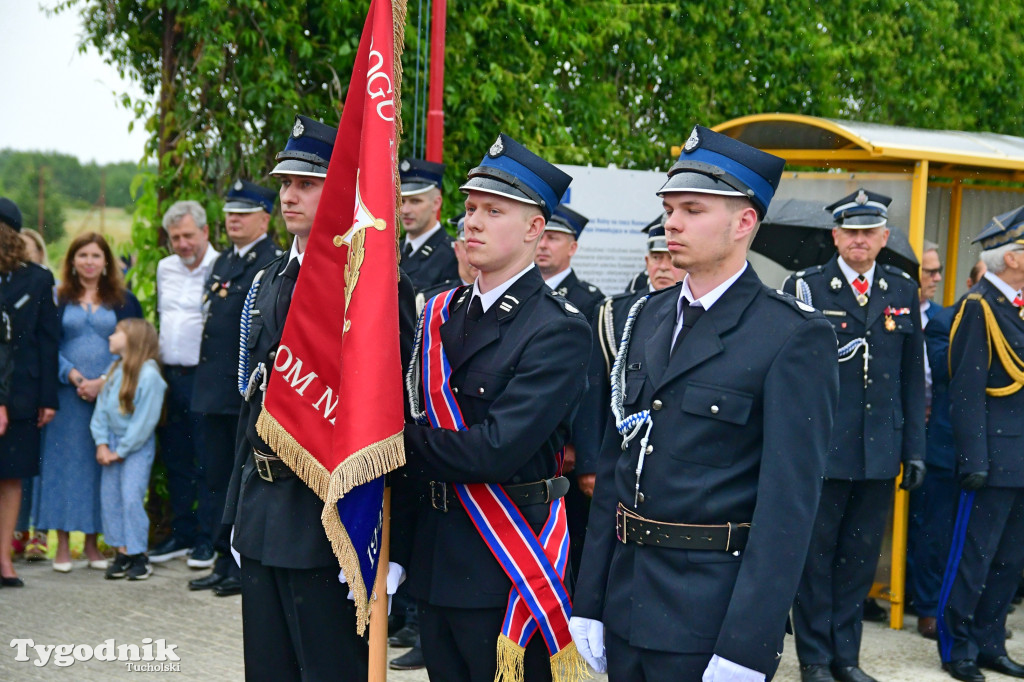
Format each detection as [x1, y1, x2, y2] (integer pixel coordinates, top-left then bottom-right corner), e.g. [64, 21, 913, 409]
[894, 317, 915, 334]
[672, 382, 755, 468]
[460, 369, 511, 401]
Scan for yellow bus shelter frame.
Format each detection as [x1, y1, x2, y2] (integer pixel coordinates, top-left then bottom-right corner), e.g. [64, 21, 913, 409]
[670, 113, 1024, 630]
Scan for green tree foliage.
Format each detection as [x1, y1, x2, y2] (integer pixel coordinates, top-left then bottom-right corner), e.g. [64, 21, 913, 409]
[61, 0, 1024, 309]
[0, 157, 67, 241]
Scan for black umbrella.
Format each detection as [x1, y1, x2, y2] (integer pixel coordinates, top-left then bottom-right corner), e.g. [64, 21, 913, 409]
[751, 198, 920, 283]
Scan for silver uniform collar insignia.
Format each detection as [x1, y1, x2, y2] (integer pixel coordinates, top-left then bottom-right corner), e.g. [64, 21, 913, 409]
[830, 277, 843, 290]
[878, 278, 888, 291]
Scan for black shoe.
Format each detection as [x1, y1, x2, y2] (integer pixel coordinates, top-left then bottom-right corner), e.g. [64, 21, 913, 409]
[861, 598, 888, 623]
[1, 576, 24, 587]
[188, 572, 227, 591]
[944, 660, 985, 682]
[213, 576, 242, 597]
[126, 554, 153, 581]
[186, 542, 216, 569]
[800, 664, 834, 682]
[388, 613, 406, 637]
[831, 665, 878, 682]
[105, 552, 132, 580]
[978, 655, 1024, 678]
[389, 647, 425, 671]
[388, 625, 419, 648]
[149, 537, 192, 563]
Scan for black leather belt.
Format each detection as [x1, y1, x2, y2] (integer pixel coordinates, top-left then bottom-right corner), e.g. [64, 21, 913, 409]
[616, 503, 749, 552]
[253, 450, 295, 483]
[429, 477, 570, 512]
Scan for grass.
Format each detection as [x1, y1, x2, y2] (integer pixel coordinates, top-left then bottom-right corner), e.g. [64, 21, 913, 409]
[44, 206, 135, 272]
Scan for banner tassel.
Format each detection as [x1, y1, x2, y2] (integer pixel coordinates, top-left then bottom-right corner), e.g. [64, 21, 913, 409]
[495, 634, 525, 682]
[549, 641, 591, 682]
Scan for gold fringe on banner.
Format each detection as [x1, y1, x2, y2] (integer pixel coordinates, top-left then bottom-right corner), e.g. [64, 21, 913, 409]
[255, 409, 406, 633]
[494, 636, 590, 682]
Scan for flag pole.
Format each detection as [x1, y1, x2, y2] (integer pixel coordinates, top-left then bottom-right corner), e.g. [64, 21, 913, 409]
[368, 487, 392, 681]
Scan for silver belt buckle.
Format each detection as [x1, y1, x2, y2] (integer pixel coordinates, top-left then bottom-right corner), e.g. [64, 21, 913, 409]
[616, 505, 628, 544]
[429, 481, 448, 512]
[254, 450, 275, 483]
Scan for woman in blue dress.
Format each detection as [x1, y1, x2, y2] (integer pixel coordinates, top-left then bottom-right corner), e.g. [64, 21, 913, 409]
[36, 232, 141, 572]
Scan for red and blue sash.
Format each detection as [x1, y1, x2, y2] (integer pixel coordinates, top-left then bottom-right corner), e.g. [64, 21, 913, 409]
[415, 289, 587, 682]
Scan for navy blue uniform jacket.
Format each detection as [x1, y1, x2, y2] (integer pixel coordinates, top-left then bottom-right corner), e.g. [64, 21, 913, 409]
[192, 238, 281, 415]
[783, 256, 926, 479]
[3, 263, 60, 420]
[949, 278, 1024, 486]
[398, 268, 592, 609]
[574, 266, 839, 675]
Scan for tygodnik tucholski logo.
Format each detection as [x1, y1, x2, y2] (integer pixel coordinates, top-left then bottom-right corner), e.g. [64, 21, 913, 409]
[10, 638, 181, 671]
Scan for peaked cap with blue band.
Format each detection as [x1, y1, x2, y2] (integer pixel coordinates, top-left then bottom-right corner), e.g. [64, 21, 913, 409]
[826, 188, 891, 229]
[460, 133, 572, 220]
[658, 125, 785, 219]
[400, 158, 445, 196]
[448, 212, 466, 240]
[974, 204, 1024, 250]
[271, 115, 337, 178]
[547, 204, 589, 238]
[0, 197, 22, 231]
[224, 179, 277, 214]
[642, 213, 668, 252]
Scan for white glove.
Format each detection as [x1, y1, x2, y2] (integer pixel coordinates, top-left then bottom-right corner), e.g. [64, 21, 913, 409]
[568, 616, 606, 673]
[702, 655, 765, 682]
[229, 526, 241, 568]
[339, 562, 407, 616]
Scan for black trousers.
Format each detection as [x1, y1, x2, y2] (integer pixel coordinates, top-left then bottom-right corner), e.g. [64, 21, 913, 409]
[158, 367, 201, 544]
[937, 487, 1024, 663]
[418, 601, 552, 682]
[240, 556, 368, 681]
[195, 412, 237, 555]
[605, 628, 712, 682]
[563, 471, 589, 584]
[793, 478, 892, 667]
[907, 466, 958, 617]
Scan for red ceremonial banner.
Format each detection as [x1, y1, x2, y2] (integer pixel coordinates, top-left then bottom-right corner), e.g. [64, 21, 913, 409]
[256, 0, 406, 633]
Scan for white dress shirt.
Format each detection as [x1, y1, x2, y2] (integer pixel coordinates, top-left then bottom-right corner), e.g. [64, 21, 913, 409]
[157, 245, 219, 366]
[544, 267, 573, 290]
[983, 270, 1022, 301]
[404, 222, 443, 255]
[234, 233, 267, 259]
[837, 256, 877, 293]
[472, 263, 536, 312]
[672, 262, 748, 347]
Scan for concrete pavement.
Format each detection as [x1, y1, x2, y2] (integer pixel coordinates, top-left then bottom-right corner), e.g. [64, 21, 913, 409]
[3, 553, 1024, 680]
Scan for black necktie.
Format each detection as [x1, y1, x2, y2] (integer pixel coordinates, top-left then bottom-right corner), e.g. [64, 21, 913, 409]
[463, 295, 484, 342]
[672, 298, 705, 355]
[276, 258, 301, 328]
[401, 241, 413, 261]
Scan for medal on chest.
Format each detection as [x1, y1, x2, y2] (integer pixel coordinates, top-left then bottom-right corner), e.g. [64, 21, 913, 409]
[883, 306, 910, 332]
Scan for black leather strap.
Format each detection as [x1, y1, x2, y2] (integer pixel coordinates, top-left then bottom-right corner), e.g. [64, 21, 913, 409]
[252, 450, 295, 482]
[429, 477, 570, 512]
[616, 503, 749, 551]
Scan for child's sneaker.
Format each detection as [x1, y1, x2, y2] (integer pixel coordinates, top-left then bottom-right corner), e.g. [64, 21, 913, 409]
[12, 531, 26, 559]
[105, 552, 132, 580]
[24, 531, 48, 562]
[126, 554, 152, 581]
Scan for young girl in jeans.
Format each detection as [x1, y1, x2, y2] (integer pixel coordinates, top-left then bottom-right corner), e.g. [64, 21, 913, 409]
[90, 318, 166, 580]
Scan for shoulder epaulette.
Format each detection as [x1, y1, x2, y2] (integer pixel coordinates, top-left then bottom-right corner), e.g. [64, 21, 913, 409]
[546, 288, 586, 317]
[793, 264, 826, 279]
[768, 287, 819, 317]
[879, 263, 915, 282]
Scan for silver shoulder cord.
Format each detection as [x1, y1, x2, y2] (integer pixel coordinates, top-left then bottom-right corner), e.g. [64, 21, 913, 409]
[609, 294, 653, 507]
[796, 277, 869, 388]
[238, 270, 267, 401]
[404, 307, 429, 426]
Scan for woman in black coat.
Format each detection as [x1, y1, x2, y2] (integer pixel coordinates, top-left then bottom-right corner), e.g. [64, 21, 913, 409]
[0, 199, 60, 586]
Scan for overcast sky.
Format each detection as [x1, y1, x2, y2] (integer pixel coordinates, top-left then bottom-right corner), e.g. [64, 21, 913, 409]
[0, 2, 148, 165]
